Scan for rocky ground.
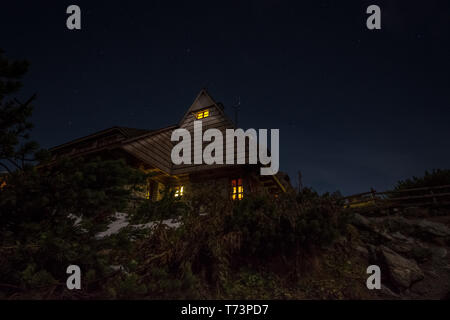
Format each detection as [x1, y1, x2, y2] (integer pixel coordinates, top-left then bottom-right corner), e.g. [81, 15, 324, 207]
[348, 206, 450, 299]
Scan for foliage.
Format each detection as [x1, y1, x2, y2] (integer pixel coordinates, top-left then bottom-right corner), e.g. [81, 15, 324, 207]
[395, 169, 450, 190]
[122, 190, 349, 298]
[0, 49, 48, 173]
[1, 173, 352, 299]
[0, 50, 148, 299]
[0, 157, 147, 298]
[131, 188, 188, 223]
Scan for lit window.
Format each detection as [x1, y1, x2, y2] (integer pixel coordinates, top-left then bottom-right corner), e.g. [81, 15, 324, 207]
[196, 109, 210, 120]
[174, 186, 184, 197]
[231, 179, 243, 200]
[145, 184, 151, 200]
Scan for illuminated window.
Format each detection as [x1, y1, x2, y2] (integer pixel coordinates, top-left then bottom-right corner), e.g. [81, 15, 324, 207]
[196, 109, 209, 119]
[174, 186, 184, 197]
[145, 184, 151, 200]
[231, 179, 243, 200]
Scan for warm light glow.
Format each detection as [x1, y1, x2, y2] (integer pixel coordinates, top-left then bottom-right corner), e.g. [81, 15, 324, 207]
[146, 181, 154, 200]
[231, 178, 243, 200]
[174, 185, 184, 197]
[196, 109, 210, 119]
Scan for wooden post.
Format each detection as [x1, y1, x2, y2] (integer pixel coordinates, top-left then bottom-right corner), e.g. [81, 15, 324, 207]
[430, 189, 438, 205]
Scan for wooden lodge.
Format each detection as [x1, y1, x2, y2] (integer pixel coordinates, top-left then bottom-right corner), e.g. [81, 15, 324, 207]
[50, 89, 290, 201]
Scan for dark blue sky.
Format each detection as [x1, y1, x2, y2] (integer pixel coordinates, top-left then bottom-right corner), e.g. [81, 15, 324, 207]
[1, 0, 449, 195]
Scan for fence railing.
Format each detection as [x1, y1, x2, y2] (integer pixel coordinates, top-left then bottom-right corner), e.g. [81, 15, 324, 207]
[339, 184, 450, 209]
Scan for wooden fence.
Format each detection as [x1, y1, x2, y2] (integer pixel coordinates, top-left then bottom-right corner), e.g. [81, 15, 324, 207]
[339, 184, 450, 209]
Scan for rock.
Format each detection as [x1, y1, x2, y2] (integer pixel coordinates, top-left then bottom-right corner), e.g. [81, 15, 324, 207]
[388, 237, 415, 255]
[370, 216, 414, 235]
[380, 284, 402, 299]
[391, 232, 411, 241]
[410, 280, 432, 295]
[413, 220, 450, 238]
[424, 269, 439, 279]
[377, 231, 394, 242]
[378, 245, 424, 290]
[355, 245, 369, 259]
[387, 232, 432, 262]
[351, 213, 372, 230]
[368, 244, 380, 261]
[431, 247, 447, 259]
[387, 216, 414, 230]
[370, 216, 450, 240]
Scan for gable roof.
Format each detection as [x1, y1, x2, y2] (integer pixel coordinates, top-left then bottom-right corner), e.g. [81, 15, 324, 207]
[48, 89, 286, 192]
[178, 88, 233, 127]
[50, 89, 232, 155]
[49, 126, 152, 152]
[50, 89, 236, 173]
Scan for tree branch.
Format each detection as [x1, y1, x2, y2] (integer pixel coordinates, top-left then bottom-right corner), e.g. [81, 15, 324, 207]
[14, 93, 36, 108]
[6, 158, 20, 170]
[0, 162, 12, 174]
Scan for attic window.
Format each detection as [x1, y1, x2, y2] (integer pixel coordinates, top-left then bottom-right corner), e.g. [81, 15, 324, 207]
[174, 186, 184, 198]
[231, 179, 243, 200]
[196, 109, 209, 119]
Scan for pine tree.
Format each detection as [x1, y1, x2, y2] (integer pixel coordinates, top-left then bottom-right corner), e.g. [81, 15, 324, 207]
[0, 49, 47, 173]
[0, 50, 147, 299]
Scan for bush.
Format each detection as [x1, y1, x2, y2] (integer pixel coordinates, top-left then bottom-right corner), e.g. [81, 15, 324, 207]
[132, 188, 188, 223]
[227, 192, 347, 258]
[0, 157, 146, 298]
[395, 169, 450, 190]
[127, 190, 349, 297]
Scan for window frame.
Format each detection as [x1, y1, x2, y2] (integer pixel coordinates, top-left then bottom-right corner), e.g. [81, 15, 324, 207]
[231, 178, 244, 200]
[195, 109, 210, 120]
[174, 185, 184, 198]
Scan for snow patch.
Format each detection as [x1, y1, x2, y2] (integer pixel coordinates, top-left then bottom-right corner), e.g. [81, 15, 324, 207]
[95, 212, 181, 239]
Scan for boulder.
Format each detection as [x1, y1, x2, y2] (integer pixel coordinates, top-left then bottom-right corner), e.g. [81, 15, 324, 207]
[413, 220, 450, 238]
[380, 284, 402, 299]
[387, 232, 432, 262]
[378, 246, 424, 290]
[430, 247, 447, 259]
[388, 232, 416, 255]
[351, 213, 372, 230]
[370, 216, 450, 240]
[355, 245, 369, 259]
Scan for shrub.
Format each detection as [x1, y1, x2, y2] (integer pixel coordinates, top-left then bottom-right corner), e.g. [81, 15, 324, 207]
[0, 157, 146, 298]
[128, 189, 349, 296]
[395, 169, 450, 190]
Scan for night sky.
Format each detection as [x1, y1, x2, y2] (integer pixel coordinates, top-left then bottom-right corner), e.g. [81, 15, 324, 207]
[1, 1, 449, 195]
